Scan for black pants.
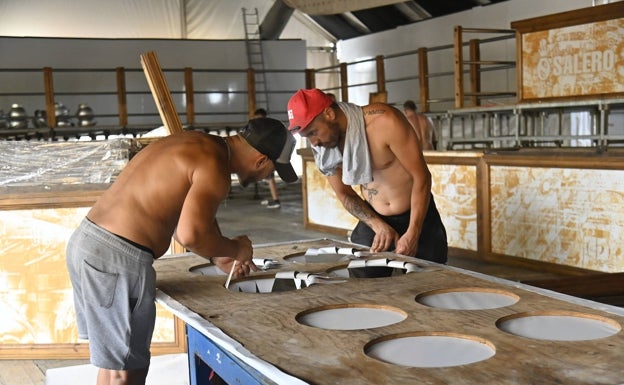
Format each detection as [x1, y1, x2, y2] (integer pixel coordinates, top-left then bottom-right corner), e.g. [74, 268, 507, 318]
[350, 194, 448, 264]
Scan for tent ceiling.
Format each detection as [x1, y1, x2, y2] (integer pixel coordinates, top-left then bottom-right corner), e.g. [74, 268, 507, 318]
[267, 0, 511, 41]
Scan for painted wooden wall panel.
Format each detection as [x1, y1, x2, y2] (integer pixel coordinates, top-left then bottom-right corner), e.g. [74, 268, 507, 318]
[490, 166, 624, 272]
[429, 164, 478, 251]
[0, 207, 176, 346]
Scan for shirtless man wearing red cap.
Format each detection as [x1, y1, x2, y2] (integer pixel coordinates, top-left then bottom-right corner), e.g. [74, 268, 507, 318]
[287, 88, 447, 263]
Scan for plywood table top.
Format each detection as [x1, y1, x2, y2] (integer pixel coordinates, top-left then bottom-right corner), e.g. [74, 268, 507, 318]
[155, 239, 624, 385]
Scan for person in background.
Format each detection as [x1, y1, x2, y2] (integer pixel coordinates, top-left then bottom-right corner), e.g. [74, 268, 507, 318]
[403, 99, 437, 151]
[286, 88, 447, 264]
[66, 118, 297, 385]
[254, 108, 285, 208]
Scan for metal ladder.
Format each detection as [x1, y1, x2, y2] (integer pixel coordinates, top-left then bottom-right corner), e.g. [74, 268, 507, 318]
[242, 7, 270, 113]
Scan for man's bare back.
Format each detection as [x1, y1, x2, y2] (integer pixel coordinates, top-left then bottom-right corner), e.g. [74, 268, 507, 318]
[402, 100, 435, 151]
[87, 131, 230, 257]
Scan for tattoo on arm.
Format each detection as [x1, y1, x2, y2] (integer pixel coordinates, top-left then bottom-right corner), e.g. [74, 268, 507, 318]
[343, 195, 376, 222]
[361, 183, 378, 203]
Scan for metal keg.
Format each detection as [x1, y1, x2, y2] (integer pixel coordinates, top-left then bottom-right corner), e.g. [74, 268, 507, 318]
[76, 103, 96, 127]
[0, 110, 7, 129]
[54, 102, 73, 127]
[8, 104, 28, 129]
[32, 109, 47, 128]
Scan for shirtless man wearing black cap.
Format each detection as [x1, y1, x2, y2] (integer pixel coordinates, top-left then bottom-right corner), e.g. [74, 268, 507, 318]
[66, 117, 296, 385]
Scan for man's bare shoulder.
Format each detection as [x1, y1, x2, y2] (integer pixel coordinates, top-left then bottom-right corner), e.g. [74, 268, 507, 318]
[363, 104, 407, 129]
[145, 131, 220, 158]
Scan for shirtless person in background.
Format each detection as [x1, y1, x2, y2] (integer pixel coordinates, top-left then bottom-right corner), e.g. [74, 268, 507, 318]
[403, 99, 437, 151]
[66, 118, 297, 385]
[287, 89, 447, 262]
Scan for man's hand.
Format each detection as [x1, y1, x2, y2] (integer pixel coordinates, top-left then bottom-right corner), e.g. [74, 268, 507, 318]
[370, 222, 400, 253]
[394, 233, 418, 257]
[211, 235, 258, 278]
[212, 256, 257, 278]
[231, 235, 253, 262]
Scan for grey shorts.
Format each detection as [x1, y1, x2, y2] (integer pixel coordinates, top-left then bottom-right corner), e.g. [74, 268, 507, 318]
[66, 218, 156, 370]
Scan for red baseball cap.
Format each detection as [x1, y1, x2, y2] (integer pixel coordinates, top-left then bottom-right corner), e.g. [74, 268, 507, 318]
[287, 88, 333, 134]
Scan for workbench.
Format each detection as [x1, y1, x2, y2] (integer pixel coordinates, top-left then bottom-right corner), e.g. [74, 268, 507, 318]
[154, 239, 624, 385]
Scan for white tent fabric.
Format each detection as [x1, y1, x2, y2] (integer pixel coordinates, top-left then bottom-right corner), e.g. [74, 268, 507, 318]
[0, 0, 338, 88]
[0, 0, 331, 45]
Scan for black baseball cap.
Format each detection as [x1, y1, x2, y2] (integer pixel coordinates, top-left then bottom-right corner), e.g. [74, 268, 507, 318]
[240, 117, 298, 183]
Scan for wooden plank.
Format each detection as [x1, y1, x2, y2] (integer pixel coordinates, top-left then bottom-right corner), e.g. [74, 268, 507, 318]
[514, 30, 523, 102]
[140, 51, 184, 135]
[116, 67, 128, 127]
[339, 63, 348, 102]
[305, 68, 315, 89]
[43, 67, 56, 129]
[453, 26, 464, 108]
[469, 39, 480, 107]
[375, 55, 386, 93]
[417, 47, 429, 112]
[184, 67, 195, 125]
[476, 156, 490, 256]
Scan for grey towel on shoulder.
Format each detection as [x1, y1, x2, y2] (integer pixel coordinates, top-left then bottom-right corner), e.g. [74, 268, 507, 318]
[312, 102, 373, 185]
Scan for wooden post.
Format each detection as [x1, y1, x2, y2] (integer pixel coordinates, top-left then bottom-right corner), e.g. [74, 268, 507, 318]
[375, 55, 386, 93]
[469, 39, 481, 107]
[116, 67, 128, 127]
[514, 30, 523, 103]
[140, 51, 184, 135]
[247, 68, 257, 118]
[417, 47, 429, 112]
[339, 63, 348, 102]
[305, 69, 315, 89]
[43, 67, 56, 129]
[454, 26, 464, 109]
[476, 157, 490, 257]
[184, 67, 195, 126]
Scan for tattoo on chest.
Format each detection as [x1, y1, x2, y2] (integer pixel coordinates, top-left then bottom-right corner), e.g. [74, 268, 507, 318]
[361, 183, 378, 203]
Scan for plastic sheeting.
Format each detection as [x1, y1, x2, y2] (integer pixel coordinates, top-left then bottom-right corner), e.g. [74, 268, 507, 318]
[0, 139, 136, 187]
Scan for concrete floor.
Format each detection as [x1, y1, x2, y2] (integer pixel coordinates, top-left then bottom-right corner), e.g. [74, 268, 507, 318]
[217, 179, 347, 245]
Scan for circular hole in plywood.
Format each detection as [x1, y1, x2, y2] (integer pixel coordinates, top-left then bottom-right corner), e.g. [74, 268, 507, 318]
[365, 332, 495, 368]
[326, 259, 437, 279]
[496, 311, 621, 341]
[296, 303, 407, 330]
[284, 251, 351, 264]
[189, 263, 227, 276]
[227, 274, 302, 293]
[326, 264, 350, 278]
[416, 287, 520, 310]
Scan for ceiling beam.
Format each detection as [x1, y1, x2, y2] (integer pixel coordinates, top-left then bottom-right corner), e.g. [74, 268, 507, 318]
[260, 0, 296, 40]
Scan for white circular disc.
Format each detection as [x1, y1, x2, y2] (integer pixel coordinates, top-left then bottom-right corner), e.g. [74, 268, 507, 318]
[366, 333, 495, 368]
[497, 312, 621, 341]
[297, 304, 407, 330]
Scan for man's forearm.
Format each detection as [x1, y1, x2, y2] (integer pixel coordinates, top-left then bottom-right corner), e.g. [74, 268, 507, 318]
[343, 194, 380, 226]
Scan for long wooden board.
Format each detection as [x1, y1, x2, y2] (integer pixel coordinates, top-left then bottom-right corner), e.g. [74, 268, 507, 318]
[140, 51, 184, 135]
